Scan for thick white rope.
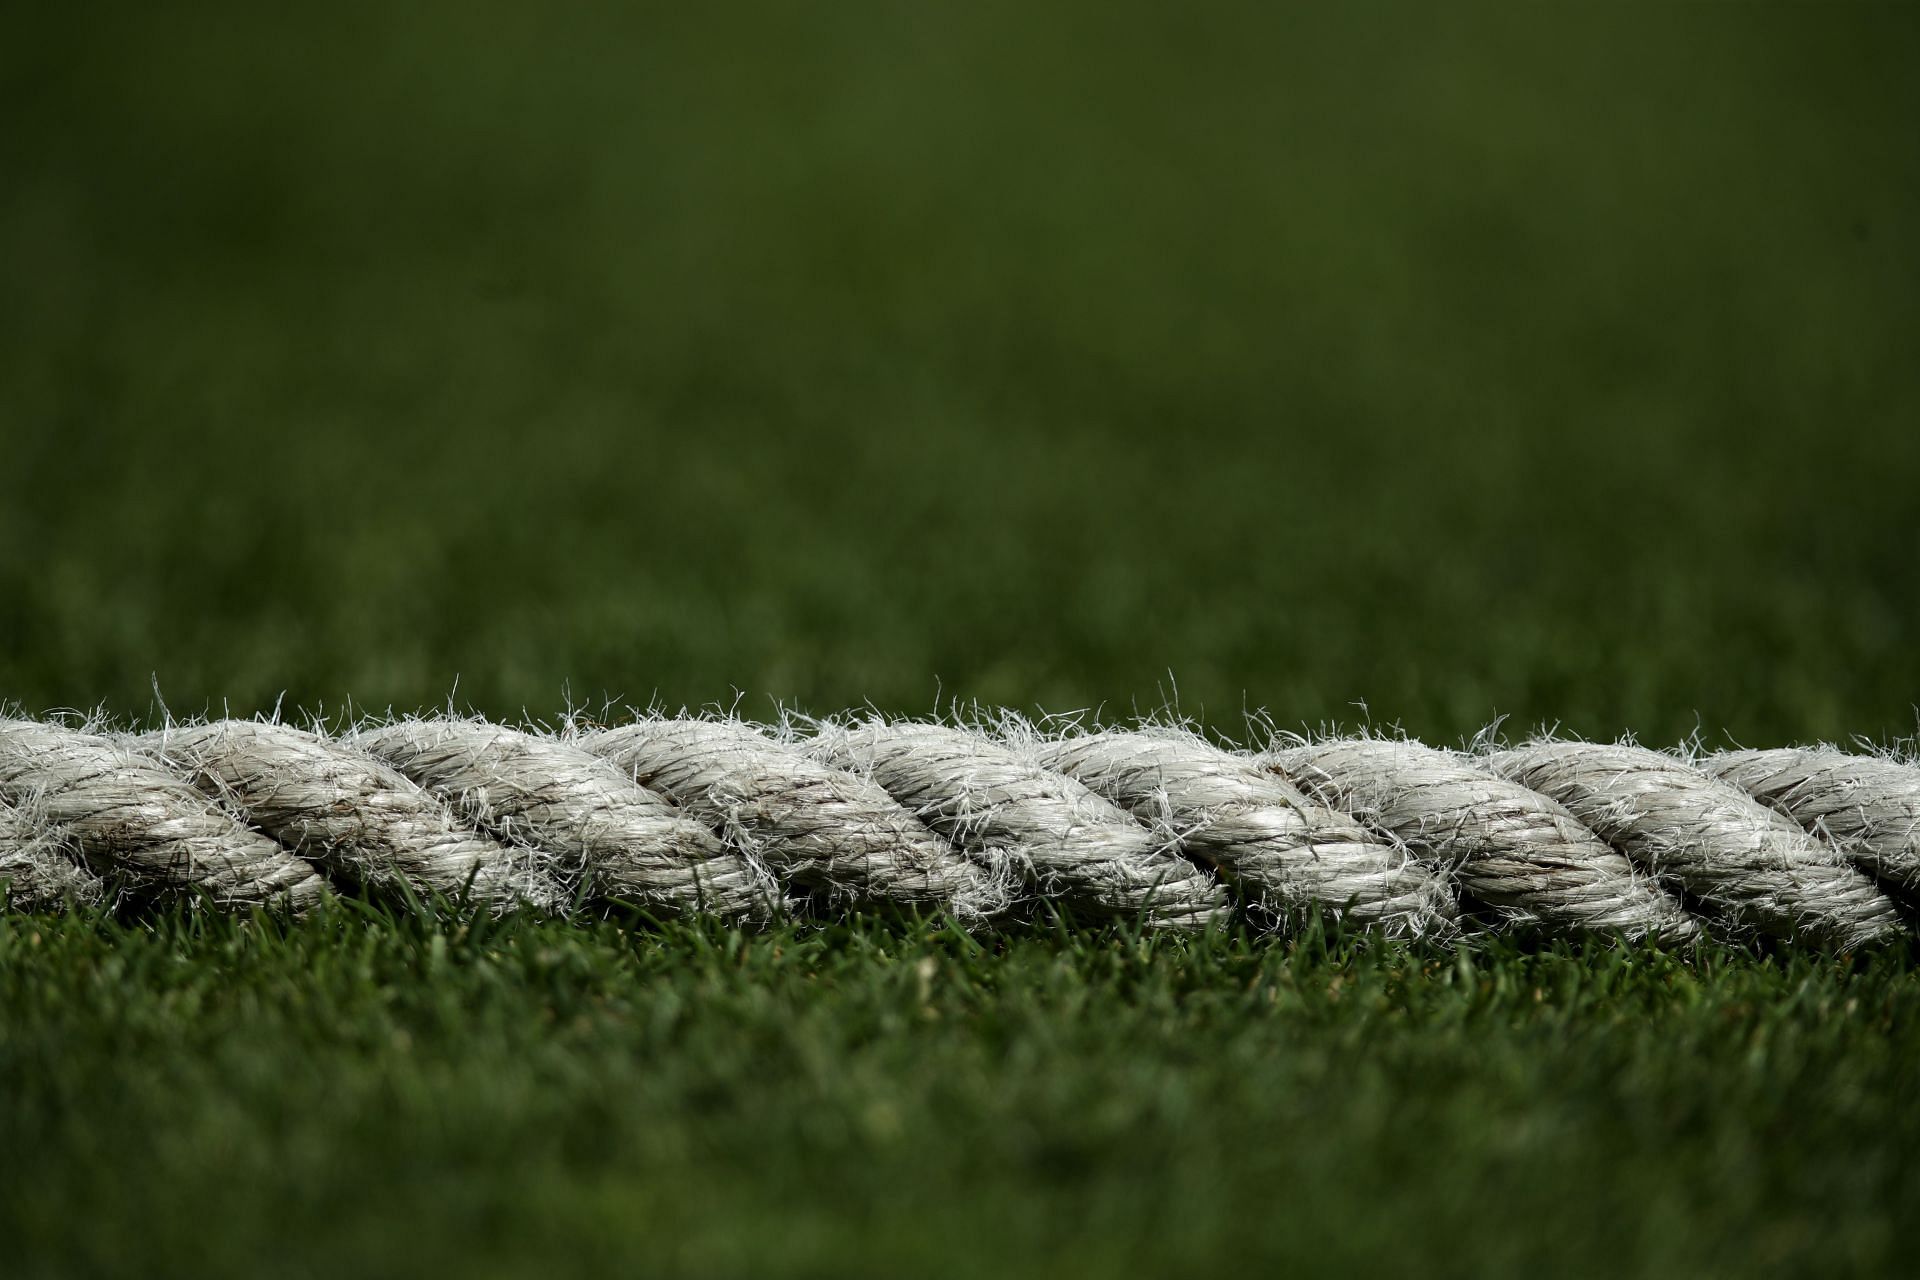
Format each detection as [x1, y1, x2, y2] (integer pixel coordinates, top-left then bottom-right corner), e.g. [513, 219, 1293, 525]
[1487, 741, 1901, 947]
[0, 718, 327, 911]
[147, 720, 566, 913]
[355, 719, 776, 921]
[1705, 748, 1920, 894]
[0, 792, 106, 912]
[584, 718, 1013, 923]
[5, 713, 1919, 947]
[1031, 727, 1457, 937]
[1269, 737, 1698, 940]
[808, 720, 1230, 931]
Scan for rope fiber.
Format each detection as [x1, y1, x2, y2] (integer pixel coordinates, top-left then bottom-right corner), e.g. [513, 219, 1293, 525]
[3, 712, 1916, 947]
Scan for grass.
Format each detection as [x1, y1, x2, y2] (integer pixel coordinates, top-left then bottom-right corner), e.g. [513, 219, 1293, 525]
[4, 908, 1916, 1278]
[3, 0, 1920, 1274]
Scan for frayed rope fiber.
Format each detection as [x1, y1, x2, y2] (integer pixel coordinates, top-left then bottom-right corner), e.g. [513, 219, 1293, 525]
[1270, 738, 1697, 940]
[2, 712, 1918, 948]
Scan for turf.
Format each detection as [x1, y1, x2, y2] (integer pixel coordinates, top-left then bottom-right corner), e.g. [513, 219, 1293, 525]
[3, 1, 1919, 1274]
[4, 910, 1916, 1278]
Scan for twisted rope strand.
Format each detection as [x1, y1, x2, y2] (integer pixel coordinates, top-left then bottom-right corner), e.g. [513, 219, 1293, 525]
[809, 720, 1230, 931]
[1032, 728, 1457, 937]
[356, 719, 776, 921]
[585, 718, 1013, 923]
[1269, 738, 1697, 940]
[0, 718, 326, 911]
[149, 720, 565, 913]
[1487, 741, 1901, 947]
[1705, 748, 1920, 894]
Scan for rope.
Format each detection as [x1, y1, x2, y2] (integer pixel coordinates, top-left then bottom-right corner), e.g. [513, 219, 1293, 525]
[356, 719, 775, 921]
[1488, 741, 1900, 948]
[147, 720, 564, 913]
[809, 719, 1228, 930]
[0, 717, 326, 911]
[585, 718, 1011, 922]
[1269, 737, 1697, 940]
[1703, 747, 1920, 895]
[0, 790, 106, 912]
[1033, 727, 1457, 936]
[2, 712, 1916, 948]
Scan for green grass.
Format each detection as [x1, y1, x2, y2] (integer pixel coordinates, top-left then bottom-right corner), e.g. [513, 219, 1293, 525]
[4, 909, 1917, 1278]
[4, 1, 1920, 1274]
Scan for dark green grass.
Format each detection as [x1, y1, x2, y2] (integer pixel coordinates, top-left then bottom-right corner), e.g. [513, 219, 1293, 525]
[4, 907, 1917, 1279]
[5, 2, 1920, 1274]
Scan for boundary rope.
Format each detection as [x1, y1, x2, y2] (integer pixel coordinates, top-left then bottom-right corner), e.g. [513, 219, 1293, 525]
[3, 712, 1915, 947]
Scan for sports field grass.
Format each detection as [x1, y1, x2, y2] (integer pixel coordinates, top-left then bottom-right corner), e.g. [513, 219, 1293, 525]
[4, 913, 1917, 1277]
[4, 2, 1919, 1274]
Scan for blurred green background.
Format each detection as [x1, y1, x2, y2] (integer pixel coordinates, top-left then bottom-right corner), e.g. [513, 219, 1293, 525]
[4, 1, 1917, 743]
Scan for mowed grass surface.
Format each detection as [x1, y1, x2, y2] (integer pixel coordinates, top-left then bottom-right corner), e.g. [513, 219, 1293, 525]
[4, 2, 1920, 1275]
[4, 911, 1917, 1278]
